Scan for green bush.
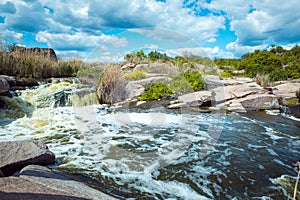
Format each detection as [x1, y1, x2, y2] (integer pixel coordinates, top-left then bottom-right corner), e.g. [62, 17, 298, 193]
[182, 71, 205, 91]
[123, 69, 147, 80]
[220, 71, 233, 78]
[169, 75, 194, 93]
[140, 82, 173, 101]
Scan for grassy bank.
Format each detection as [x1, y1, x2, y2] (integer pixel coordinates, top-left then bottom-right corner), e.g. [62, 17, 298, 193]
[0, 49, 80, 79]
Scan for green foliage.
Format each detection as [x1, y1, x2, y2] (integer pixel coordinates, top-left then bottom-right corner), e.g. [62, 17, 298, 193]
[148, 51, 168, 61]
[215, 45, 300, 81]
[123, 69, 147, 80]
[76, 64, 104, 84]
[181, 71, 205, 91]
[169, 75, 194, 93]
[140, 82, 173, 101]
[220, 71, 233, 78]
[214, 58, 241, 69]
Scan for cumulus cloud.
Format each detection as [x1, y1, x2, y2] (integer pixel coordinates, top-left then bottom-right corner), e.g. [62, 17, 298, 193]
[0, 1, 16, 14]
[36, 32, 127, 51]
[42, 0, 225, 42]
[202, 0, 300, 46]
[166, 46, 234, 59]
[226, 41, 267, 57]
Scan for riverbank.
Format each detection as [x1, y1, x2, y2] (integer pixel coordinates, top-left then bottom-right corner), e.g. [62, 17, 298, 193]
[0, 140, 118, 200]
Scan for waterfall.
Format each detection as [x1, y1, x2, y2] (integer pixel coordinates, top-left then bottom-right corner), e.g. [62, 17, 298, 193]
[19, 78, 98, 108]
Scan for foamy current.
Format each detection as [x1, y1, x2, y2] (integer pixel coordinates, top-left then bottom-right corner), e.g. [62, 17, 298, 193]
[0, 79, 299, 199]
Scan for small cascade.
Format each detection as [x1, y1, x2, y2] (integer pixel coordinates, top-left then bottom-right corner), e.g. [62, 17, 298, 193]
[0, 95, 34, 124]
[20, 78, 98, 108]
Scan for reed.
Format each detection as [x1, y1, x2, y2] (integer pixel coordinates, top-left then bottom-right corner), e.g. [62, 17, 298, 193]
[0, 48, 80, 79]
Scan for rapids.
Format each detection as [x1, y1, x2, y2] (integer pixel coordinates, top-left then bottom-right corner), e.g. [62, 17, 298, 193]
[0, 79, 300, 199]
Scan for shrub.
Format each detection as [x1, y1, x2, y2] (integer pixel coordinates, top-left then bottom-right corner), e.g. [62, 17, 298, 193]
[96, 65, 127, 104]
[220, 71, 233, 78]
[169, 75, 194, 93]
[140, 82, 173, 101]
[123, 69, 147, 80]
[256, 74, 272, 87]
[182, 71, 205, 91]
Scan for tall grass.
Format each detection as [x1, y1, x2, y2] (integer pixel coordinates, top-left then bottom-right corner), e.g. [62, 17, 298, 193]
[96, 65, 127, 104]
[0, 49, 80, 79]
[256, 74, 273, 88]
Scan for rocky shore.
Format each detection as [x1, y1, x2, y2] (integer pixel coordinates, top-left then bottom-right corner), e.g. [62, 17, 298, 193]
[122, 73, 300, 115]
[0, 140, 118, 200]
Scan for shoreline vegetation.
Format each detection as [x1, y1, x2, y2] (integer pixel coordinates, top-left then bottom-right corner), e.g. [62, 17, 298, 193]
[0, 44, 300, 112]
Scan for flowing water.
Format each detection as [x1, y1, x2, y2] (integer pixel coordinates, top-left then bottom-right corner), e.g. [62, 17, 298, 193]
[0, 79, 300, 199]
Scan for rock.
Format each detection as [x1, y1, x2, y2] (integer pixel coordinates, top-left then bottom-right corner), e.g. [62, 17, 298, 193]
[133, 64, 150, 71]
[0, 75, 16, 87]
[0, 140, 55, 176]
[131, 76, 172, 86]
[273, 83, 300, 97]
[121, 62, 136, 70]
[297, 88, 300, 100]
[12, 47, 57, 61]
[167, 91, 212, 109]
[203, 75, 254, 89]
[239, 94, 279, 111]
[0, 78, 10, 95]
[168, 102, 189, 109]
[273, 83, 300, 105]
[124, 81, 145, 99]
[178, 91, 213, 107]
[134, 62, 178, 75]
[0, 165, 117, 200]
[211, 82, 264, 103]
[226, 102, 247, 113]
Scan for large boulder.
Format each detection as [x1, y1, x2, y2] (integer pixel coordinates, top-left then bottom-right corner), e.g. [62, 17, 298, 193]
[134, 62, 178, 75]
[203, 75, 254, 89]
[273, 83, 300, 97]
[239, 94, 279, 111]
[0, 140, 55, 176]
[0, 165, 117, 200]
[168, 91, 212, 109]
[273, 83, 300, 105]
[12, 47, 57, 61]
[221, 94, 279, 112]
[0, 78, 10, 95]
[211, 82, 265, 103]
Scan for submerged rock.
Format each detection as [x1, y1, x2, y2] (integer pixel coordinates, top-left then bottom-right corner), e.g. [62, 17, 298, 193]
[0, 140, 55, 176]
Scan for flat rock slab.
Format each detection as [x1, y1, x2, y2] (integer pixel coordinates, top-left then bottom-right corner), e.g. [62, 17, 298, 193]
[0, 165, 117, 200]
[211, 83, 264, 103]
[273, 83, 300, 97]
[0, 140, 55, 176]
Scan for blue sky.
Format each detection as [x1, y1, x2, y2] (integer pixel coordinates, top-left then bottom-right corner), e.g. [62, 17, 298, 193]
[0, 0, 299, 62]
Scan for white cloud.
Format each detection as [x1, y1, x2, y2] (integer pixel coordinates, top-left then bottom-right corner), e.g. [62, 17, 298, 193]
[40, 0, 225, 42]
[226, 41, 267, 57]
[166, 46, 234, 59]
[144, 44, 159, 50]
[202, 0, 300, 46]
[36, 32, 127, 51]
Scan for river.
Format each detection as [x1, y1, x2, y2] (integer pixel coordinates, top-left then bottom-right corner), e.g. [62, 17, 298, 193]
[0, 79, 299, 199]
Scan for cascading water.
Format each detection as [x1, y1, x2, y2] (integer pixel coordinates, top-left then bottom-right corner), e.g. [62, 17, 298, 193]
[0, 79, 300, 199]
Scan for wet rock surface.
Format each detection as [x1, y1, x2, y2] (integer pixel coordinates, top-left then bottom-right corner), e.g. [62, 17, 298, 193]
[0, 140, 55, 176]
